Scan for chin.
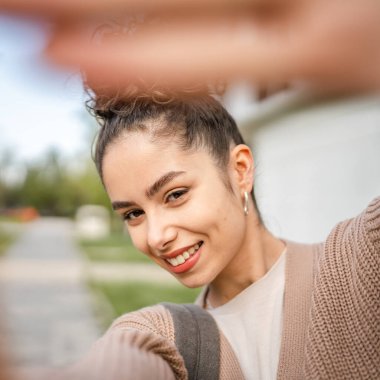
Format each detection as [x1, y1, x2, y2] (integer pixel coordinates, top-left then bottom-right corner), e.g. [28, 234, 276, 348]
[176, 272, 211, 289]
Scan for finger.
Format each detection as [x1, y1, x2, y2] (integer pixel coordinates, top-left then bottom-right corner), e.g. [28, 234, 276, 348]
[45, 19, 310, 89]
[0, 0, 285, 19]
[45, 8, 380, 93]
[44, 14, 266, 79]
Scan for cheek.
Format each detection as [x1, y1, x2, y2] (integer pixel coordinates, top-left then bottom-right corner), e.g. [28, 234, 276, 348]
[188, 194, 240, 235]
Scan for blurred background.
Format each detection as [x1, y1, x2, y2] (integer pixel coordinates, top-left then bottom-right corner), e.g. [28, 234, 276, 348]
[0, 12, 379, 369]
[0, 14, 200, 368]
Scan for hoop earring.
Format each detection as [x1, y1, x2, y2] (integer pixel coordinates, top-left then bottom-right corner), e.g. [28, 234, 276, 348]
[243, 191, 249, 216]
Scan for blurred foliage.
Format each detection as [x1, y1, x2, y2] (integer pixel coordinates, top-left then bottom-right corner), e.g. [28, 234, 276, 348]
[0, 229, 14, 256]
[80, 233, 150, 263]
[0, 218, 20, 255]
[0, 149, 110, 217]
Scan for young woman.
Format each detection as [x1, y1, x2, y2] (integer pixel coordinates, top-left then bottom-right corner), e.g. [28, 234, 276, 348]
[69, 90, 379, 380]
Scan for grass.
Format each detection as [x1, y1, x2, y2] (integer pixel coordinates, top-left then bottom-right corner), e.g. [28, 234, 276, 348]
[79, 233, 150, 263]
[0, 231, 13, 256]
[0, 218, 20, 256]
[0, 215, 20, 222]
[90, 280, 201, 327]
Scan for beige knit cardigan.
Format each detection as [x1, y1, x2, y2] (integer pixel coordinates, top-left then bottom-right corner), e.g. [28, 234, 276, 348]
[21, 197, 380, 380]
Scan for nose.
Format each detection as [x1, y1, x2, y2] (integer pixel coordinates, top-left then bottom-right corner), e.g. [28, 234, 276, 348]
[146, 214, 177, 251]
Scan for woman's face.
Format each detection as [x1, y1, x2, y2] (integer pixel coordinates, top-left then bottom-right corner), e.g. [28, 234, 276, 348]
[102, 131, 250, 288]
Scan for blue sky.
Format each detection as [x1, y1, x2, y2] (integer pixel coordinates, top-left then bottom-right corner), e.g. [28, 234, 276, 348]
[0, 14, 93, 164]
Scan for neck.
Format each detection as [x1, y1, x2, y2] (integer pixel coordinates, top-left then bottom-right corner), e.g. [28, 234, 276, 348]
[207, 214, 285, 308]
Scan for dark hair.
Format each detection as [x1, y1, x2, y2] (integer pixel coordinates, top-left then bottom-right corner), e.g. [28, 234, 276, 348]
[90, 93, 243, 177]
[86, 91, 261, 219]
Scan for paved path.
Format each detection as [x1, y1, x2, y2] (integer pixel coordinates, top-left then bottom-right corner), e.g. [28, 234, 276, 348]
[0, 218, 102, 367]
[0, 217, 177, 368]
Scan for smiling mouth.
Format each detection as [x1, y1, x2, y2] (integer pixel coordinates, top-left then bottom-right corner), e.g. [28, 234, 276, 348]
[166, 241, 204, 267]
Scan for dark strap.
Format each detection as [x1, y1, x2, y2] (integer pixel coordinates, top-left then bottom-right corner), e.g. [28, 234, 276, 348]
[161, 303, 220, 380]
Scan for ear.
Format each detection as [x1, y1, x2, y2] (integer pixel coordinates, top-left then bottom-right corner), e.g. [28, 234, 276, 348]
[229, 144, 254, 193]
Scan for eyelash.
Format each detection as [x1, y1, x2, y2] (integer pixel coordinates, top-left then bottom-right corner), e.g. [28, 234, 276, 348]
[122, 188, 189, 223]
[165, 188, 188, 203]
[123, 209, 144, 221]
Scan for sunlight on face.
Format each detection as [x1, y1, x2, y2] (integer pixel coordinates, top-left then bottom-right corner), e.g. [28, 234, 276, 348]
[102, 131, 248, 288]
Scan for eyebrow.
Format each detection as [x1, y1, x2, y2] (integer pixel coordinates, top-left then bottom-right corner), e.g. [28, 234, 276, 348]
[111, 170, 186, 211]
[146, 171, 186, 198]
[112, 200, 135, 211]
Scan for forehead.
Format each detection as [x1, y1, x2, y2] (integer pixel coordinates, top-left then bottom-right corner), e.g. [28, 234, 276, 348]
[102, 131, 215, 197]
[104, 130, 199, 168]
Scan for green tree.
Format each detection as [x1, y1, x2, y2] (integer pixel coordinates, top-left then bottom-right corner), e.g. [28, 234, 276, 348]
[1, 148, 110, 217]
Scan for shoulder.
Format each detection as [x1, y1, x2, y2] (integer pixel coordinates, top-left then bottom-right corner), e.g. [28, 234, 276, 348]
[363, 196, 380, 248]
[308, 196, 380, 309]
[303, 197, 380, 378]
[323, 196, 380, 260]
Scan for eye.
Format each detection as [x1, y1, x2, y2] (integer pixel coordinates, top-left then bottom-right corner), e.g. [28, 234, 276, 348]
[165, 188, 188, 203]
[123, 209, 144, 222]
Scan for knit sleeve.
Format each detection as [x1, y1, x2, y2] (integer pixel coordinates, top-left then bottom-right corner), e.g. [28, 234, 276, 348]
[304, 196, 380, 379]
[107, 304, 187, 379]
[365, 196, 380, 252]
[12, 305, 187, 380]
[66, 328, 178, 380]
[79, 304, 187, 380]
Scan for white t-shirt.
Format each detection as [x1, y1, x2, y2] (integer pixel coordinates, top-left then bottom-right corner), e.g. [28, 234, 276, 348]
[207, 249, 286, 380]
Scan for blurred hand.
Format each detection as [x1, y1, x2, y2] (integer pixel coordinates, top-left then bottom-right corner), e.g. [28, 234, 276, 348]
[1, 0, 380, 92]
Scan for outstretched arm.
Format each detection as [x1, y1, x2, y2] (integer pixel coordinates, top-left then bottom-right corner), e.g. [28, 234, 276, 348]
[1, 0, 380, 92]
[11, 305, 185, 380]
[12, 327, 179, 380]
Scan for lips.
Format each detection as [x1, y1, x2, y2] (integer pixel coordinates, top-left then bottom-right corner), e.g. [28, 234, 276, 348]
[164, 241, 203, 274]
[165, 242, 201, 266]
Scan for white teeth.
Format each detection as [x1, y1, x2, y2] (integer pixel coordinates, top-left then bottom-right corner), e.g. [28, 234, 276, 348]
[169, 257, 179, 266]
[166, 242, 202, 267]
[177, 255, 185, 264]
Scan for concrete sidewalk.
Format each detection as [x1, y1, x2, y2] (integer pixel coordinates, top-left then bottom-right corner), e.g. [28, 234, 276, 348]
[0, 218, 102, 367]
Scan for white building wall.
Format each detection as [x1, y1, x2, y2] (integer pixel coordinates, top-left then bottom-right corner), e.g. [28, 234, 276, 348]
[236, 92, 380, 243]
